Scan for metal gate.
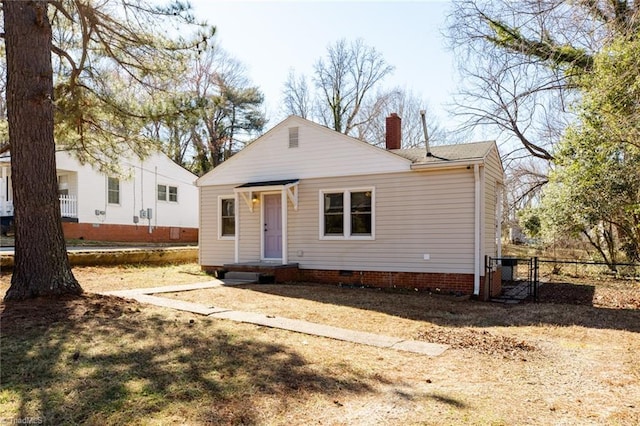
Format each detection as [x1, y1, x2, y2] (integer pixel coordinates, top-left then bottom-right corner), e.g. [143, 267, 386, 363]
[486, 256, 540, 302]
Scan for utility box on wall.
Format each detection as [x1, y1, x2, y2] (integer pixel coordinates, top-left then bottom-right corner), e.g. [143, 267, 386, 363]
[139, 208, 153, 220]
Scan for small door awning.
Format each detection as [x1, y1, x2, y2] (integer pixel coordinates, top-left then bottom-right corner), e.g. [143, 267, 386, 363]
[234, 179, 299, 212]
[236, 179, 299, 189]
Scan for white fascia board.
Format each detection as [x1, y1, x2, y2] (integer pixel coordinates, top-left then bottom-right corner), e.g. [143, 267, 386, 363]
[410, 158, 484, 171]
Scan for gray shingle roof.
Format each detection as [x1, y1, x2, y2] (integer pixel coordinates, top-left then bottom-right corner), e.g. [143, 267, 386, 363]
[390, 141, 496, 164]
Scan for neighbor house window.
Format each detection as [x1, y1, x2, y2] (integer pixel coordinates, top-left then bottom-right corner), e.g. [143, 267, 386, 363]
[219, 196, 235, 238]
[158, 184, 178, 202]
[157, 184, 167, 201]
[107, 177, 120, 204]
[168, 186, 178, 202]
[57, 175, 69, 196]
[320, 188, 374, 239]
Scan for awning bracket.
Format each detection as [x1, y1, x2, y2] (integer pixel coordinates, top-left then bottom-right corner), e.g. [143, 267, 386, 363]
[239, 191, 254, 213]
[285, 182, 298, 211]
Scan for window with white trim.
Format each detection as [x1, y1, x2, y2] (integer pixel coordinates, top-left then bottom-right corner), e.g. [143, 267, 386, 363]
[157, 184, 178, 202]
[219, 196, 235, 238]
[168, 186, 178, 202]
[107, 177, 120, 204]
[320, 188, 374, 239]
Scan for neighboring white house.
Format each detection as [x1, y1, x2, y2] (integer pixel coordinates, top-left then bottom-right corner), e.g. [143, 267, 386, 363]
[1, 150, 199, 243]
[196, 115, 504, 299]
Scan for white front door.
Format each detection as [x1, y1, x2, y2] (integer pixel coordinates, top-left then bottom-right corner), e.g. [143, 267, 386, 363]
[263, 194, 282, 259]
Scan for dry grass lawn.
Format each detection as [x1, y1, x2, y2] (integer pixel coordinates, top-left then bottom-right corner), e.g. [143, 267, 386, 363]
[1, 263, 639, 425]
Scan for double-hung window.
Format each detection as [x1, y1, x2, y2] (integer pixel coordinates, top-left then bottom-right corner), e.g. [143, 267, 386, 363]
[168, 186, 178, 202]
[158, 184, 178, 202]
[219, 196, 236, 239]
[157, 184, 167, 201]
[107, 177, 120, 204]
[320, 188, 374, 239]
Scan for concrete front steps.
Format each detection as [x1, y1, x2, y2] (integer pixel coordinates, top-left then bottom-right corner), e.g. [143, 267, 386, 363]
[220, 262, 299, 283]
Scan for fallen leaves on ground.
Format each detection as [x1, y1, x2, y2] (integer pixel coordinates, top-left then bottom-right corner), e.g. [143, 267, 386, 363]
[416, 327, 536, 357]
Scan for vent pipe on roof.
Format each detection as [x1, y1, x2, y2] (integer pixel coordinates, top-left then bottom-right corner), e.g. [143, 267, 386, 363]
[420, 110, 432, 157]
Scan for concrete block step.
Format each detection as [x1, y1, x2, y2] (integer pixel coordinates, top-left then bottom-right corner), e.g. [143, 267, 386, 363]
[224, 271, 260, 281]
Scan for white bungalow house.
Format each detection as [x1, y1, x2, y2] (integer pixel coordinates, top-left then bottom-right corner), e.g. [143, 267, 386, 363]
[0, 150, 199, 243]
[196, 115, 504, 299]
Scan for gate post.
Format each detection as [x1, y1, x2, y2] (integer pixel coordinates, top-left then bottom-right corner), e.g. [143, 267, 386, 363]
[485, 255, 491, 300]
[533, 256, 539, 302]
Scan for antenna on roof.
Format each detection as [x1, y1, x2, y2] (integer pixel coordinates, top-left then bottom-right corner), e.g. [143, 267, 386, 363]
[420, 110, 432, 157]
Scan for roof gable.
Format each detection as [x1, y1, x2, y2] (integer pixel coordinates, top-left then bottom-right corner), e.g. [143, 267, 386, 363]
[197, 115, 412, 186]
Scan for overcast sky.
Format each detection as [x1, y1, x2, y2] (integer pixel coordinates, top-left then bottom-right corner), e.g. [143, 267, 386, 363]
[188, 0, 460, 132]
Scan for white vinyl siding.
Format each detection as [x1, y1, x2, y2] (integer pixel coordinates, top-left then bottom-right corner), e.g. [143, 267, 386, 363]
[200, 186, 236, 266]
[287, 170, 475, 274]
[288, 126, 299, 148]
[200, 170, 477, 273]
[196, 116, 505, 276]
[198, 149, 504, 275]
[197, 116, 411, 187]
[483, 148, 504, 261]
[237, 195, 260, 262]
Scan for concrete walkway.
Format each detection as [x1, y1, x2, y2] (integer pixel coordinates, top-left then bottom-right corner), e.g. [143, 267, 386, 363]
[100, 281, 448, 357]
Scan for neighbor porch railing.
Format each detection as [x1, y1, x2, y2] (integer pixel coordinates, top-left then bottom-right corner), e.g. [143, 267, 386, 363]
[1, 197, 77, 218]
[59, 194, 77, 218]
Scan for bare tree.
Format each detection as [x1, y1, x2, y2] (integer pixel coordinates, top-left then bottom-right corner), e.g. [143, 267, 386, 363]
[445, 0, 639, 216]
[282, 70, 311, 119]
[355, 88, 448, 148]
[282, 38, 394, 136]
[447, 0, 640, 156]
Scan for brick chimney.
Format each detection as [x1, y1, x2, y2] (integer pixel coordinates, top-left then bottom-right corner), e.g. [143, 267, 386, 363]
[385, 113, 401, 150]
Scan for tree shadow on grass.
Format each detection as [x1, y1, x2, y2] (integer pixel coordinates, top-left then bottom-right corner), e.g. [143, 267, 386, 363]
[233, 282, 640, 333]
[537, 282, 596, 305]
[0, 294, 375, 425]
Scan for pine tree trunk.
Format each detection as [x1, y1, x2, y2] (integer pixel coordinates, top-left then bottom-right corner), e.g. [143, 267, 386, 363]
[3, 1, 82, 300]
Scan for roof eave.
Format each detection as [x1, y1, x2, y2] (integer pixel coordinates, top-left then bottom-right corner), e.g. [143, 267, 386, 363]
[410, 158, 485, 171]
